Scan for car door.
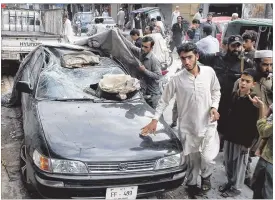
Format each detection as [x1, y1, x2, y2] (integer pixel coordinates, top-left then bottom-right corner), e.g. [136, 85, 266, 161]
[21, 49, 44, 125]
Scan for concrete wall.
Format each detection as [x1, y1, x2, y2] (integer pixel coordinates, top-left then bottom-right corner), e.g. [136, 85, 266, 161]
[242, 3, 273, 19]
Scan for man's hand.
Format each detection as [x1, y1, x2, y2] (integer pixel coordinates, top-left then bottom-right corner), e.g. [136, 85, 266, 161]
[248, 95, 264, 108]
[210, 108, 220, 122]
[139, 65, 146, 71]
[140, 120, 158, 136]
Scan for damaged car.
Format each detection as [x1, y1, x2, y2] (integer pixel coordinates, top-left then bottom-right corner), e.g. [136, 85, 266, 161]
[5, 31, 186, 199]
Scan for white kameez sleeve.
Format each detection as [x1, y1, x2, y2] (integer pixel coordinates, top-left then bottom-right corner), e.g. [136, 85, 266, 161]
[153, 77, 177, 121]
[210, 69, 221, 110]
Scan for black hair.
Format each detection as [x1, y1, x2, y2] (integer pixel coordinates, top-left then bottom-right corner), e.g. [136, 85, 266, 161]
[242, 30, 258, 42]
[142, 36, 155, 47]
[203, 25, 212, 36]
[222, 38, 228, 45]
[192, 19, 200, 24]
[130, 29, 140, 36]
[151, 18, 156, 22]
[177, 42, 199, 55]
[145, 25, 154, 33]
[95, 18, 100, 24]
[177, 15, 183, 20]
[242, 68, 258, 82]
[99, 18, 104, 23]
[156, 16, 161, 21]
[199, 8, 203, 11]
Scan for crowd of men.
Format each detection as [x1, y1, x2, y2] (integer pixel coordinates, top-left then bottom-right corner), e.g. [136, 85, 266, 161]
[130, 7, 272, 200]
[60, 6, 273, 199]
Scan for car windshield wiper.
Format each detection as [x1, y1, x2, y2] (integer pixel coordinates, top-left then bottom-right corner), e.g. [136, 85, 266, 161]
[50, 98, 96, 102]
[93, 97, 143, 103]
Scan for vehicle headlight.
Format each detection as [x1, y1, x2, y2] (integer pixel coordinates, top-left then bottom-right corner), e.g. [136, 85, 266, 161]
[33, 150, 88, 174]
[154, 153, 182, 170]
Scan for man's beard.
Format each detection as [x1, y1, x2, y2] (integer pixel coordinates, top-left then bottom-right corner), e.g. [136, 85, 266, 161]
[184, 62, 197, 71]
[141, 50, 148, 57]
[229, 49, 241, 57]
[262, 70, 271, 78]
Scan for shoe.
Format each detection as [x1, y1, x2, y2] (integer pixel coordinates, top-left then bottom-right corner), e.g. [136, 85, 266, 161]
[186, 185, 204, 199]
[170, 122, 177, 128]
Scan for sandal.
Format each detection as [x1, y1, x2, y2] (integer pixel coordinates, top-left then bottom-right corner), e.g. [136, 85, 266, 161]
[218, 183, 232, 193]
[201, 175, 212, 192]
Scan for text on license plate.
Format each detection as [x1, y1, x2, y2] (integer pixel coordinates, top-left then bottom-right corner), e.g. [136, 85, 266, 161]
[106, 186, 138, 200]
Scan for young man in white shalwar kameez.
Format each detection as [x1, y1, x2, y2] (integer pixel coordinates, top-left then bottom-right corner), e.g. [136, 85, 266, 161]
[141, 42, 221, 197]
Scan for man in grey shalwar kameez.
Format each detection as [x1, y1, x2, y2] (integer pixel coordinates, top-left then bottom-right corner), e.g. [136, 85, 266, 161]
[141, 42, 221, 197]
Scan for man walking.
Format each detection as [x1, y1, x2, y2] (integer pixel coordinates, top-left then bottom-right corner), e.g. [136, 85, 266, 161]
[171, 6, 180, 26]
[187, 19, 201, 43]
[141, 42, 221, 197]
[123, 36, 162, 109]
[117, 8, 125, 30]
[196, 25, 219, 54]
[193, 8, 203, 21]
[170, 16, 184, 52]
[62, 14, 73, 43]
[201, 13, 218, 37]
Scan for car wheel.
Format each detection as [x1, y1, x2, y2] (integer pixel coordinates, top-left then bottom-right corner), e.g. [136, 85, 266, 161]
[167, 52, 173, 67]
[20, 140, 35, 193]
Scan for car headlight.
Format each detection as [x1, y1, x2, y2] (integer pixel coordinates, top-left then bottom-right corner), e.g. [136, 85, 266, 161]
[154, 153, 182, 170]
[33, 150, 88, 174]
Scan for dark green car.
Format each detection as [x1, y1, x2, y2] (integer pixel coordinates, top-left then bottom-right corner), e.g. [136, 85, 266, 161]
[222, 18, 273, 50]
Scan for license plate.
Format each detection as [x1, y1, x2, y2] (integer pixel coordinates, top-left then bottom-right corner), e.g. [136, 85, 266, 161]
[106, 186, 138, 200]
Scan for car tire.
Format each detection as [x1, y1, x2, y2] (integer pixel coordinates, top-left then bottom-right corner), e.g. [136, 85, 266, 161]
[20, 140, 36, 193]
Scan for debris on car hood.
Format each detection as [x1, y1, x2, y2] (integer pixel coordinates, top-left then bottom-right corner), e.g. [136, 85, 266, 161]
[61, 51, 100, 68]
[99, 74, 140, 100]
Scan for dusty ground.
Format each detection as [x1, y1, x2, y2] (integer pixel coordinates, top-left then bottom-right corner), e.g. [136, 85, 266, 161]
[1, 53, 256, 199]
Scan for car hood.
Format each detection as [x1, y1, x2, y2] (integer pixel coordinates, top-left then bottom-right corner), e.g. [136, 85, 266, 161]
[37, 101, 182, 162]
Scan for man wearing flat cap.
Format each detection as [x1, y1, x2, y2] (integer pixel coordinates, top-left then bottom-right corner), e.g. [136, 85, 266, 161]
[198, 35, 254, 152]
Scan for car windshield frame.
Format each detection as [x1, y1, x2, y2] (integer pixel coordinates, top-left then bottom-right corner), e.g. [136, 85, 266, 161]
[35, 50, 142, 102]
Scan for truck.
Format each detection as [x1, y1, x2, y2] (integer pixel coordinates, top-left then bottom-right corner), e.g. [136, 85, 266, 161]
[1, 8, 65, 66]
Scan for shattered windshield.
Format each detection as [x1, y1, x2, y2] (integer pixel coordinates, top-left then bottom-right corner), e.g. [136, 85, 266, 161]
[36, 54, 129, 100]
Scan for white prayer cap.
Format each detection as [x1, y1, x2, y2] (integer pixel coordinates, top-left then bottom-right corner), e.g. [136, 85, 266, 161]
[254, 50, 273, 58]
[232, 13, 238, 17]
[120, 7, 122, 10]
[176, 6, 179, 8]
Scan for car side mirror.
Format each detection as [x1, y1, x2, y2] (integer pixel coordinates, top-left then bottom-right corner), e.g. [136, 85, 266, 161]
[16, 81, 33, 94]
